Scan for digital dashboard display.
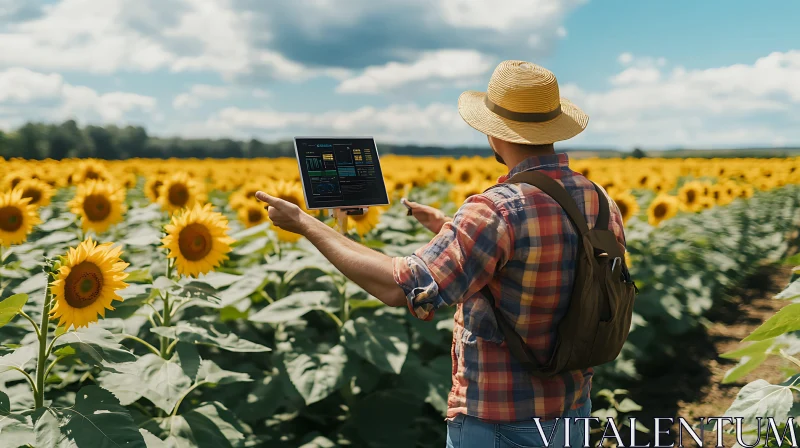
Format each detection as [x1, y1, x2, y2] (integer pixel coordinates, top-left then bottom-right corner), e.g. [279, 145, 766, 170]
[294, 137, 390, 209]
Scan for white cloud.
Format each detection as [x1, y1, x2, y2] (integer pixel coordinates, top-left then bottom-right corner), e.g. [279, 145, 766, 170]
[173, 84, 230, 109]
[0, 67, 156, 125]
[336, 50, 494, 94]
[189, 103, 470, 145]
[617, 52, 633, 65]
[438, 0, 584, 31]
[252, 89, 272, 99]
[566, 50, 800, 148]
[0, 68, 63, 102]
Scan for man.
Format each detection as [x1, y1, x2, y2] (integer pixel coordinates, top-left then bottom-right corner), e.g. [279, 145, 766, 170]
[256, 60, 626, 448]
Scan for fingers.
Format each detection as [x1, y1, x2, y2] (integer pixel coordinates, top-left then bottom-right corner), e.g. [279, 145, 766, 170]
[255, 191, 281, 207]
[401, 197, 421, 208]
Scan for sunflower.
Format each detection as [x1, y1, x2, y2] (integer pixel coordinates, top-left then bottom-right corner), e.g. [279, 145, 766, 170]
[677, 181, 704, 212]
[2, 170, 31, 191]
[0, 189, 41, 247]
[709, 184, 734, 206]
[345, 206, 383, 237]
[237, 202, 269, 228]
[609, 190, 639, 223]
[162, 203, 235, 278]
[272, 180, 306, 211]
[49, 238, 130, 329]
[646, 194, 680, 227]
[158, 172, 207, 214]
[73, 160, 112, 185]
[450, 181, 490, 206]
[145, 176, 164, 204]
[15, 178, 55, 208]
[69, 180, 126, 235]
[738, 184, 755, 199]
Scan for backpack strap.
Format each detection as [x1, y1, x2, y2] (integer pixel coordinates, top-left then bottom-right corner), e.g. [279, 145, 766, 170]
[593, 183, 610, 231]
[505, 171, 590, 235]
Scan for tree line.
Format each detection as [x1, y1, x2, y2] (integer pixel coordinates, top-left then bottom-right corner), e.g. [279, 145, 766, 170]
[0, 120, 502, 160]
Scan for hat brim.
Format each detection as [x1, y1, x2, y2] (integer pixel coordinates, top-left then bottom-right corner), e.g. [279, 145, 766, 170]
[458, 91, 589, 145]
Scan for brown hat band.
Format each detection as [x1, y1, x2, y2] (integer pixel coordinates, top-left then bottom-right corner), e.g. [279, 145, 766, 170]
[484, 96, 563, 123]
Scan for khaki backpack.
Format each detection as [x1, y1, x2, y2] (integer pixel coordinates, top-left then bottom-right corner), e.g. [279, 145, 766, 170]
[482, 170, 638, 377]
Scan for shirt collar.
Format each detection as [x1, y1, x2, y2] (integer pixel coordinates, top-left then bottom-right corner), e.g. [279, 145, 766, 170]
[498, 153, 570, 183]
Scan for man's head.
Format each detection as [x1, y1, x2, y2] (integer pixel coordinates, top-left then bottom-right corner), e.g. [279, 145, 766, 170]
[488, 135, 555, 166]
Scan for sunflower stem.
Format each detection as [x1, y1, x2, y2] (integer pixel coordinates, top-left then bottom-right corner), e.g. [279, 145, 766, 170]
[122, 335, 161, 356]
[171, 381, 208, 418]
[45, 331, 67, 358]
[34, 275, 52, 410]
[159, 257, 174, 359]
[19, 310, 41, 339]
[43, 355, 67, 384]
[9, 366, 37, 399]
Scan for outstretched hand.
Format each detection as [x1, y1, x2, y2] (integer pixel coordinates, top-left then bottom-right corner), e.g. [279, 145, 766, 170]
[401, 198, 451, 234]
[255, 191, 309, 235]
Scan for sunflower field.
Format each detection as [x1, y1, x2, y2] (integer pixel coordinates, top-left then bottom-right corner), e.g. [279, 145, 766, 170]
[0, 155, 799, 447]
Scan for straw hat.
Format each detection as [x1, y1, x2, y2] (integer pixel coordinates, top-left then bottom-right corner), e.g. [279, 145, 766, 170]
[458, 60, 588, 145]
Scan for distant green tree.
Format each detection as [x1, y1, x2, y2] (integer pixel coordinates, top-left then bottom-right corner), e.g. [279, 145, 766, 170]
[631, 147, 647, 159]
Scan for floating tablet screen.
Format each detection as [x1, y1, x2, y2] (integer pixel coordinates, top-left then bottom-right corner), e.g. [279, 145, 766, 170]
[294, 137, 390, 209]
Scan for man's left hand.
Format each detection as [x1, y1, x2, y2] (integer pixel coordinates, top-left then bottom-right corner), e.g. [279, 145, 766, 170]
[255, 191, 309, 235]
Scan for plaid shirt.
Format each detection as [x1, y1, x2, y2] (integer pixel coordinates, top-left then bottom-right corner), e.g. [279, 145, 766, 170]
[393, 153, 626, 423]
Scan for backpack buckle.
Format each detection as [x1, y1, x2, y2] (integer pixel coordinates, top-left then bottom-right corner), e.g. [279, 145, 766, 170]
[611, 257, 621, 273]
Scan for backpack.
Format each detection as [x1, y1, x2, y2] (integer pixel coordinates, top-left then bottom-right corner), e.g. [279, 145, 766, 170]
[482, 170, 638, 377]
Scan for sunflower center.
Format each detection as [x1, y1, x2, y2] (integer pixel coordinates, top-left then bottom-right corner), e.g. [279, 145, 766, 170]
[22, 188, 42, 205]
[83, 194, 112, 222]
[178, 223, 213, 261]
[86, 170, 100, 180]
[247, 208, 263, 223]
[0, 206, 23, 232]
[64, 262, 104, 308]
[686, 190, 696, 204]
[168, 184, 190, 207]
[653, 203, 668, 219]
[617, 201, 629, 218]
[460, 171, 471, 182]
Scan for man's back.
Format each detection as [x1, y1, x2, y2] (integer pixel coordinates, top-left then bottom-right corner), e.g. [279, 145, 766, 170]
[394, 152, 626, 422]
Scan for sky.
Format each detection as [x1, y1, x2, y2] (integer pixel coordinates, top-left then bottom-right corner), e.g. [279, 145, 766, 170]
[0, 0, 799, 150]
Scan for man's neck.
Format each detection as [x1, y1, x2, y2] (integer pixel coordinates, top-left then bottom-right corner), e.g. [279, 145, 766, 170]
[503, 149, 557, 173]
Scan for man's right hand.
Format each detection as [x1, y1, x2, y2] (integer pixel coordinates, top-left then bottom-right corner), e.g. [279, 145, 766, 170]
[402, 198, 452, 234]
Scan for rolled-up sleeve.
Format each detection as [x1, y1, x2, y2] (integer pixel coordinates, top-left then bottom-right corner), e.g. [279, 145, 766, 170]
[392, 194, 513, 320]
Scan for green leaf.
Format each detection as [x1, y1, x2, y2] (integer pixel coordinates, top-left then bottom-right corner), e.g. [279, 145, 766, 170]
[197, 272, 244, 289]
[176, 342, 201, 380]
[616, 398, 643, 413]
[34, 385, 147, 448]
[352, 390, 421, 448]
[284, 344, 347, 405]
[140, 428, 167, 448]
[775, 278, 800, 300]
[341, 314, 409, 374]
[743, 303, 800, 341]
[97, 354, 193, 413]
[13, 275, 46, 295]
[216, 271, 268, 308]
[249, 291, 338, 324]
[0, 294, 28, 328]
[722, 354, 769, 384]
[0, 391, 35, 447]
[54, 326, 136, 371]
[37, 217, 73, 232]
[122, 226, 163, 247]
[720, 339, 776, 359]
[0, 344, 38, 373]
[125, 269, 154, 284]
[162, 402, 246, 448]
[150, 319, 271, 353]
[195, 360, 251, 385]
[299, 435, 337, 448]
[723, 378, 794, 427]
